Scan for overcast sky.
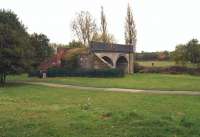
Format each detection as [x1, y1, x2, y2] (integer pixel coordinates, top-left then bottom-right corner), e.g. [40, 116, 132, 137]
[1, 0, 200, 52]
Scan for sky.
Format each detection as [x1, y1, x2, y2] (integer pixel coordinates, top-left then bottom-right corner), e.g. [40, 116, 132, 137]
[1, 0, 200, 52]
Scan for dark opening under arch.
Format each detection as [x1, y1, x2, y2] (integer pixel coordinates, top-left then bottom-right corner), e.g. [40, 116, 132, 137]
[116, 56, 128, 72]
[102, 56, 113, 66]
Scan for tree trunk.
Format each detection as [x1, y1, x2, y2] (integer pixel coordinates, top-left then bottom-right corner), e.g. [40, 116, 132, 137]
[3, 73, 6, 84]
[0, 73, 6, 86]
[0, 74, 3, 86]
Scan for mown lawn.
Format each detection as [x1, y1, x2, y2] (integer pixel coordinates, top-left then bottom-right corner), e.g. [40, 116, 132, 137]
[0, 84, 200, 137]
[8, 74, 200, 91]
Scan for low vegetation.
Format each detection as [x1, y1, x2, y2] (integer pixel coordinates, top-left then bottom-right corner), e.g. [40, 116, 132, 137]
[136, 60, 200, 76]
[29, 68, 125, 78]
[0, 84, 200, 137]
[138, 61, 198, 68]
[61, 48, 88, 70]
[136, 65, 200, 76]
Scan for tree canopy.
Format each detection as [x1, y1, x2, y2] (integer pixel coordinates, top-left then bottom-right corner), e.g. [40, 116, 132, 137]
[30, 33, 54, 69]
[71, 11, 97, 47]
[0, 9, 32, 85]
[173, 39, 200, 66]
[68, 40, 84, 48]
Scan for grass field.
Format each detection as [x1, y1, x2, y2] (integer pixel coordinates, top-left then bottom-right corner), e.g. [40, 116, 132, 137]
[8, 74, 200, 91]
[138, 61, 197, 68]
[0, 84, 200, 137]
[138, 61, 175, 67]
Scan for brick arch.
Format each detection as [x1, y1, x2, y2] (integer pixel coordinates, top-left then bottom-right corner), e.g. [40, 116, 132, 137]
[116, 56, 128, 72]
[117, 54, 129, 63]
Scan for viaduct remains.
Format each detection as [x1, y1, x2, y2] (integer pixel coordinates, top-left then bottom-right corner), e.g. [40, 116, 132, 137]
[79, 42, 134, 74]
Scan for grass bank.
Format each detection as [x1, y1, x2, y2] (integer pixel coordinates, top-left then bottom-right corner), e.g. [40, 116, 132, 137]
[8, 74, 200, 91]
[0, 84, 200, 137]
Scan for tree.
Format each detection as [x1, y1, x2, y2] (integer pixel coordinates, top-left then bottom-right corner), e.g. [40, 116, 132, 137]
[30, 33, 54, 69]
[100, 6, 108, 43]
[68, 40, 84, 48]
[125, 3, 137, 48]
[92, 6, 115, 44]
[71, 11, 97, 47]
[92, 31, 115, 44]
[173, 39, 200, 66]
[186, 39, 200, 65]
[0, 9, 32, 85]
[158, 51, 170, 61]
[173, 44, 187, 65]
[125, 4, 137, 73]
[61, 48, 87, 70]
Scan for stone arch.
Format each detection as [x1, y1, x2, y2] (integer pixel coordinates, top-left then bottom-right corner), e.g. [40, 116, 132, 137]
[102, 56, 114, 66]
[116, 56, 128, 72]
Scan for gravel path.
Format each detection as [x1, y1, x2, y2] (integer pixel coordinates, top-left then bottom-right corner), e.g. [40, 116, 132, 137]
[20, 82, 200, 96]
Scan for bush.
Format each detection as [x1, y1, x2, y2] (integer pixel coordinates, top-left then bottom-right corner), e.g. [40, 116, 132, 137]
[29, 68, 125, 78]
[61, 48, 88, 70]
[139, 66, 200, 75]
[28, 70, 42, 77]
[134, 62, 144, 73]
[139, 67, 163, 73]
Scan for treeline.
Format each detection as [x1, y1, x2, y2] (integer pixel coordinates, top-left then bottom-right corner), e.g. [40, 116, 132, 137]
[135, 39, 200, 75]
[173, 39, 200, 66]
[136, 51, 172, 61]
[0, 9, 54, 85]
[137, 38, 200, 67]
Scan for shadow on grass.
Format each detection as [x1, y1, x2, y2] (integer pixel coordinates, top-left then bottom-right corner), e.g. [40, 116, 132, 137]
[0, 82, 27, 88]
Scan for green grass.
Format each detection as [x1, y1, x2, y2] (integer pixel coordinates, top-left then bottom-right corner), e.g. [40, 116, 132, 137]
[8, 74, 200, 91]
[0, 84, 200, 137]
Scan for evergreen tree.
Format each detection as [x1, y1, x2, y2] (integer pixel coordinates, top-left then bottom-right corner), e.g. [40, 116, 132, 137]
[0, 9, 32, 85]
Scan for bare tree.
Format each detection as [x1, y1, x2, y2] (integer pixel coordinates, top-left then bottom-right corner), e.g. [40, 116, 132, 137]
[94, 6, 115, 44]
[125, 4, 137, 50]
[71, 11, 97, 47]
[100, 6, 107, 42]
[92, 31, 115, 44]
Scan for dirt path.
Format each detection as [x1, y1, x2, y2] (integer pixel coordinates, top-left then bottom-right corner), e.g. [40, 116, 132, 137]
[20, 82, 200, 96]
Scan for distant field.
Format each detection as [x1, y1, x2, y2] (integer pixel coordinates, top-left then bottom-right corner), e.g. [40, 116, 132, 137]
[138, 61, 197, 68]
[8, 74, 200, 91]
[138, 61, 175, 67]
[0, 84, 200, 137]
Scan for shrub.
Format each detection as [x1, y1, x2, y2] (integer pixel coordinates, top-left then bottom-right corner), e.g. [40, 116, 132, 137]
[139, 66, 200, 75]
[139, 67, 163, 73]
[28, 70, 42, 77]
[165, 66, 190, 74]
[61, 48, 88, 70]
[134, 62, 144, 73]
[29, 68, 125, 78]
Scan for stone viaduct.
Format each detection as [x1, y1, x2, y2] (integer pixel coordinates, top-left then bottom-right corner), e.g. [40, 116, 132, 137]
[89, 42, 134, 74]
